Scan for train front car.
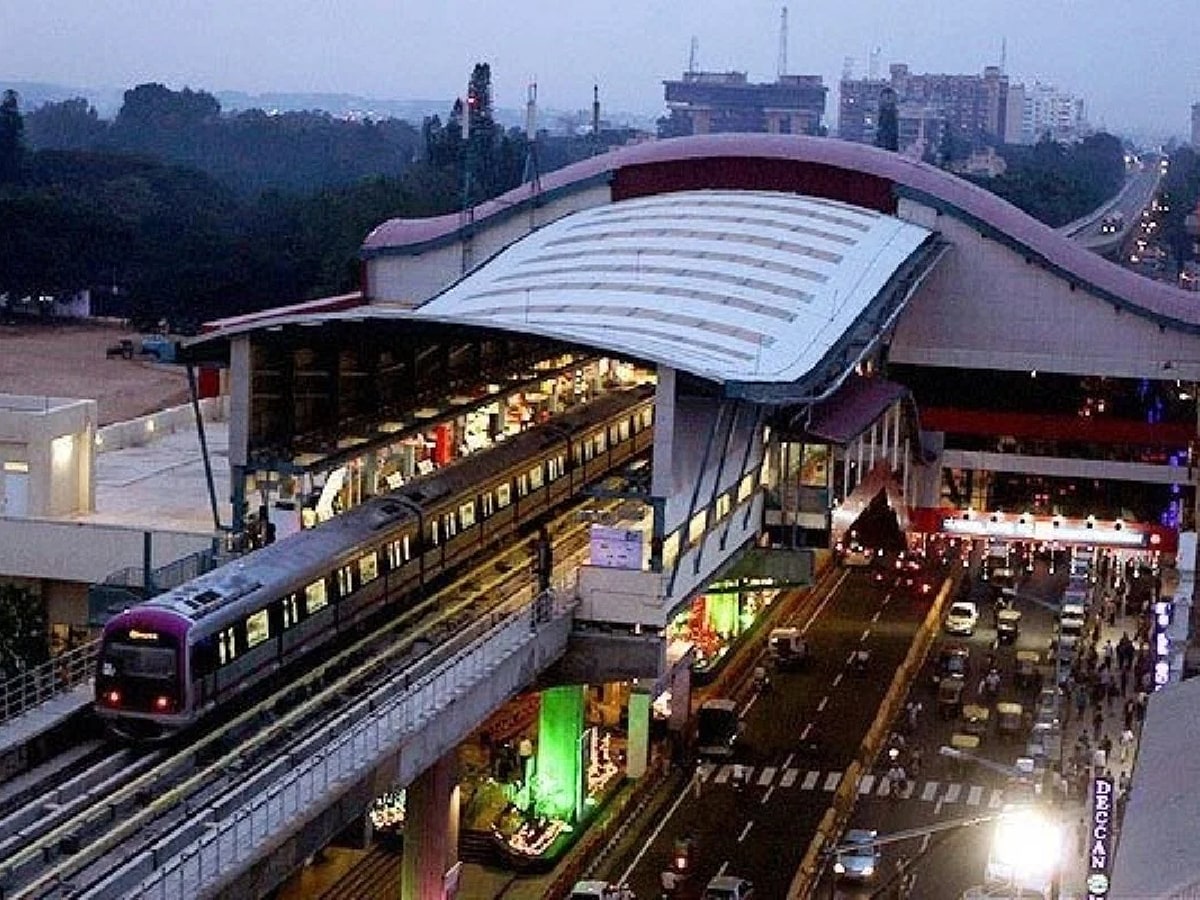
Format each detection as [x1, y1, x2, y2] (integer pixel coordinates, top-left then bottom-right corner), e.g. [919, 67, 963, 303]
[95, 606, 194, 740]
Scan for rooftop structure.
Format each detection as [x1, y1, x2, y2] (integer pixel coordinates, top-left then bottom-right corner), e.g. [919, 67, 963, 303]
[660, 71, 827, 138]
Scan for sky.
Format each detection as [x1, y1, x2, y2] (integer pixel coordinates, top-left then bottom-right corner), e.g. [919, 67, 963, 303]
[2, 0, 1197, 139]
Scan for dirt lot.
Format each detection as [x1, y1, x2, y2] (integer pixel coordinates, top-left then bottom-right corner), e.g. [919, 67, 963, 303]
[0, 322, 192, 425]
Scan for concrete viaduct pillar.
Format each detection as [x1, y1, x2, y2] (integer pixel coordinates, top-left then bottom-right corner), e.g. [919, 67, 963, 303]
[400, 750, 460, 900]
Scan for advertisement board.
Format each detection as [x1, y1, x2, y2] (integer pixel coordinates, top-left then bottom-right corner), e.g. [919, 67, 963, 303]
[1087, 775, 1114, 899]
[590, 526, 644, 570]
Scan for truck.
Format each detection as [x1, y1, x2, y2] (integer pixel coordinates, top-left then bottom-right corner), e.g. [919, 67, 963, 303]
[696, 698, 742, 759]
[768, 627, 809, 669]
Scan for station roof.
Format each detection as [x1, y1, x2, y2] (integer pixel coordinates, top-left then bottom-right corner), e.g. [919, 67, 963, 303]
[1112, 674, 1200, 896]
[409, 190, 935, 398]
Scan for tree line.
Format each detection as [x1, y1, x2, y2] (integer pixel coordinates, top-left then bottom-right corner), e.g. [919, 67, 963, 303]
[1, 69, 634, 329]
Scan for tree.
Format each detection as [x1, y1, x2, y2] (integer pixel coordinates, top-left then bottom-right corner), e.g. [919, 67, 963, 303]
[24, 97, 108, 151]
[0, 583, 47, 680]
[875, 87, 898, 152]
[0, 89, 25, 182]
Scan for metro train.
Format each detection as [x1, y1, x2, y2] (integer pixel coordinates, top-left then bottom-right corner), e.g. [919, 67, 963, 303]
[94, 386, 655, 740]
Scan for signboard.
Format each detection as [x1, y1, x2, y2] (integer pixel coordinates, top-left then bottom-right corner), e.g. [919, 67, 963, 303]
[1153, 600, 1173, 688]
[1087, 776, 1114, 899]
[590, 526, 644, 570]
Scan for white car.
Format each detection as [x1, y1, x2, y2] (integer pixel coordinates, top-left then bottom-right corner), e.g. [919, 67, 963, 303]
[945, 601, 979, 636]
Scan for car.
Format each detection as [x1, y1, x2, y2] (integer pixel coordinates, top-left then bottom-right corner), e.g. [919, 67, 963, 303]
[945, 601, 979, 636]
[834, 828, 881, 881]
[932, 645, 971, 687]
[570, 882, 634, 900]
[702, 875, 755, 899]
[841, 541, 873, 567]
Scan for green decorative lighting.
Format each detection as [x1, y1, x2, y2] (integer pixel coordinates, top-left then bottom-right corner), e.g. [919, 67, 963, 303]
[707, 591, 739, 635]
[535, 685, 585, 821]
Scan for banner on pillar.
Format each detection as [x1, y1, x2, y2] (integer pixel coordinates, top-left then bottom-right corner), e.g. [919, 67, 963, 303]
[590, 526, 644, 570]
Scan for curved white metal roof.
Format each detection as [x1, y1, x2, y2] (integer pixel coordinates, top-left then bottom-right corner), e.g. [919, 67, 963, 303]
[414, 190, 933, 388]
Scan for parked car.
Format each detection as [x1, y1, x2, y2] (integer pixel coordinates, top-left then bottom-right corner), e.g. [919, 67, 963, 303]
[945, 601, 979, 636]
[834, 829, 881, 881]
[702, 875, 755, 900]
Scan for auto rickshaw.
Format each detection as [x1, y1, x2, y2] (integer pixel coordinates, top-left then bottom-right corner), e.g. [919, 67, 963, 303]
[996, 608, 1021, 645]
[1014, 651, 1041, 692]
[996, 701, 1025, 742]
[938, 675, 965, 719]
[961, 703, 991, 738]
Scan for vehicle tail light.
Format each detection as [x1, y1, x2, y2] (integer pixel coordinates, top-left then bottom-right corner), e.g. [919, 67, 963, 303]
[154, 695, 172, 712]
[105, 690, 121, 707]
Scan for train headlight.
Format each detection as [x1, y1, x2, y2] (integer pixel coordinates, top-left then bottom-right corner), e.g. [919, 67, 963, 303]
[154, 695, 171, 712]
[105, 690, 121, 707]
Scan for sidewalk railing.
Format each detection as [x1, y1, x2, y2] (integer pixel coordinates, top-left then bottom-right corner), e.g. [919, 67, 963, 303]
[0, 641, 97, 726]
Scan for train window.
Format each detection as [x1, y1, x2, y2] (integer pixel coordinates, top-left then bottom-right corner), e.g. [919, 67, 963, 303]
[581, 441, 593, 463]
[516, 474, 529, 498]
[529, 466, 544, 490]
[548, 456, 563, 480]
[282, 595, 300, 629]
[481, 492, 494, 518]
[218, 627, 237, 665]
[387, 534, 412, 568]
[429, 519, 440, 546]
[336, 565, 354, 597]
[573, 444, 584, 465]
[688, 510, 708, 545]
[306, 579, 328, 614]
[459, 500, 476, 529]
[359, 551, 378, 584]
[444, 512, 458, 538]
[738, 472, 755, 503]
[640, 408, 653, 430]
[715, 491, 732, 521]
[497, 483, 512, 507]
[246, 610, 270, 649]
[594, 432, 607, 454]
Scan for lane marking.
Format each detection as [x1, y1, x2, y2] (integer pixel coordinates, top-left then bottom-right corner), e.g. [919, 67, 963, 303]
[817, 696, 829, 712]
[989, 789, 1005, 809]
[877, 776, 892, 797]
[832, 672, 844, 688]
[783, 753, 795, 769]
[738, 821, 754, 842]
[801, 722, 813, 741]
[718, 860, 730, 876]
[871, 610, 881, 623]
[617, 766, 700, 884]
[845, 650, 857, 666]
[799, 571, 848, 636]
[697, 763, 715, 782]
[780, 768, 800, 788]
[758, 766, 777, 786]
[800, 770, 818, 790]
[740, 693, 758, 719]
[858, 774, 875, 795]
[860, 629, 871, 642]
[761, 786, 776, 805]
[714, 765, 731, 784]
[935, 797, 944, 815]
[920, 834, 931, 855]
[921, 781, 939, 802]
[967, 786, 983, 807]
[824, 772, 842, 791]
[943, 783, 962, 804]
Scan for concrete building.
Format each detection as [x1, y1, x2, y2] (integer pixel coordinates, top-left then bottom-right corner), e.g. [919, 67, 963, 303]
[1191, 102, 1200, 149]
[839, 63, 1009, 153]
[1020, 81, 1088, 144]
[660, 71, 827, 137]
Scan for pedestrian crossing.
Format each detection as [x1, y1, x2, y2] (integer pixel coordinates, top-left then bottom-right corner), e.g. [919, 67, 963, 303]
[695, 762, 1007, 808]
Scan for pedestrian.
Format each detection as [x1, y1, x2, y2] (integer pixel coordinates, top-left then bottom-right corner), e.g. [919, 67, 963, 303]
[1092, 708, 1104, 743]
[1119, 666, 1129, 696]
[1120, 727, 1135, 763]
[907, 701, 923, 733]
[1119, 770, 1132, 797]
[1092, 745, 1107, 776]
[1123, 698, 1136, 732]
[661, 867, 680, 897]
[1075, 684, 1087, 719]
[1102, 640, 1115, 668]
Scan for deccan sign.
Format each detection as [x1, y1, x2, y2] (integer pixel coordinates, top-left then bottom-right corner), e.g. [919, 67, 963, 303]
[1088, 776, 1114, 899]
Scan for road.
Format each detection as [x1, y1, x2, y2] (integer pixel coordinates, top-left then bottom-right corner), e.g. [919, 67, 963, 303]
[817, 550, 1071, 899]
[602, 564, 938, 899]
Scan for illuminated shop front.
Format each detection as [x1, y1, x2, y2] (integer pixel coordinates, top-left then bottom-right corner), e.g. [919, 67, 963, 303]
[667, 587, 778, 678]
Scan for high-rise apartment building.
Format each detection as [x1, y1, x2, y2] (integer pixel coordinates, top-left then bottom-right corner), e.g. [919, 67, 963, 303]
[1020, 82, 1088, 144]
[660, 71, 828, 138]
[1191, 103, 1200, 148]
[838, 63, 1009, 153]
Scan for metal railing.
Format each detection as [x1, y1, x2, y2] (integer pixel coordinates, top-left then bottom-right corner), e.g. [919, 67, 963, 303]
[0, 641, 97, 727]
[136, 589, 573, 898]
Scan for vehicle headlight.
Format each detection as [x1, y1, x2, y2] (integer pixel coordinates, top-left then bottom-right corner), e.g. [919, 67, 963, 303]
[862, 865, 874, 876]
[834, 862, 845, 874]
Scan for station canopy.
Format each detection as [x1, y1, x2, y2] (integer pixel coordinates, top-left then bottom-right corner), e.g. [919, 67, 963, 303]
[413, 189, 940, 402]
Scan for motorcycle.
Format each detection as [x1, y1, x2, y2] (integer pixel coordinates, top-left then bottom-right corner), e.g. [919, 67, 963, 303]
[752, 665, 772, 693]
